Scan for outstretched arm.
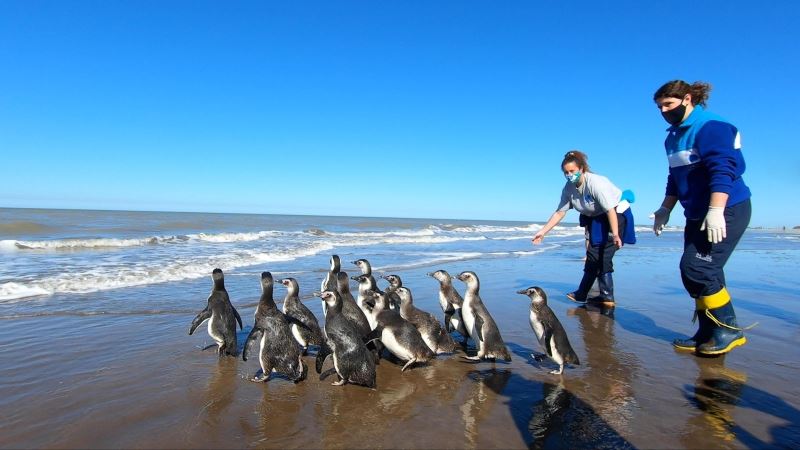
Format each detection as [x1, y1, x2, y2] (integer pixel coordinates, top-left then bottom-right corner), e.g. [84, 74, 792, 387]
[532, 210, 566, 245]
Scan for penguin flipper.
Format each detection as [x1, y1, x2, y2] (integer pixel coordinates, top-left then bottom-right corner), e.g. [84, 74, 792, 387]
[444, 311, 454, 332]
[364, 327, 383, 344]
[242, 327, 263, 361]
[474, 313, 485, 342]
[315, 343, 332, 374]
[233, 308, 243, 330]
[189, 308, 211, 335]
[543, 330, 554, 358]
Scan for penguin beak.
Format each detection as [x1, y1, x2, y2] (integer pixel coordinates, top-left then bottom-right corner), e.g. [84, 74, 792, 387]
[516, 289, 529, 295]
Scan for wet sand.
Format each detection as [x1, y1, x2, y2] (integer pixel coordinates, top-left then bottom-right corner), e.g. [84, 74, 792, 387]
[1, 241, 799, 449]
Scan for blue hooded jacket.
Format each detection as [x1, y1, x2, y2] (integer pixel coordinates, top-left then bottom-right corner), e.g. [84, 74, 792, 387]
[663, 105, 751, 220]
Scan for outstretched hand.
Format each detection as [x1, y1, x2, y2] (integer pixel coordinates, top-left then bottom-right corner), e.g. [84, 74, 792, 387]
[531, 231, 545, 245]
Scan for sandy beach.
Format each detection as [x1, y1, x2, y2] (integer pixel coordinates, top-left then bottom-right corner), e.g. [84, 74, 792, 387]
[1, 212, 798, 449]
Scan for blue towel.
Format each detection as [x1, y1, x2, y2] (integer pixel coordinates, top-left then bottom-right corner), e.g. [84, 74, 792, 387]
[587, 208, 636, 247]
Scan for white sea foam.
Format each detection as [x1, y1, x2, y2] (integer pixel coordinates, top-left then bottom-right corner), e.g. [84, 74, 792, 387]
[0, 282, 52, 301]
[0, 241, 337, 301]
[9, 236, 169, 250]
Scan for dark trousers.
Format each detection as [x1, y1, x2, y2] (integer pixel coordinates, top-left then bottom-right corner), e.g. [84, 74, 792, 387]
[584, 212, 627, 275]
[680, 199, 751, 298]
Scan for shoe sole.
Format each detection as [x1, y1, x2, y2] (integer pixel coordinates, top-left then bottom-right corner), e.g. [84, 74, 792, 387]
[566, 294, 586, 303]
[672, 343, 696, 352]
[697, 336, 747, 355]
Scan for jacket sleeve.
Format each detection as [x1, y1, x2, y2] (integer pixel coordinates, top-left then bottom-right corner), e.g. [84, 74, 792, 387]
[665, 173, 677, 197]
[695, 120, 740, 194]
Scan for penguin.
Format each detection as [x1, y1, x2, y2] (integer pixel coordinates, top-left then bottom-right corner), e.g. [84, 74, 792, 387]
[380, 274, 403, 311]
[396, 286, 456, 354]
[314, 290, 377, 388]
[189, 268, 243, 356]
[336, 271, 371, 338]
[279, 277, 324, 355]
[320, 255, 341, 316]
[454, 271, 512, 361]
[352, 273, 379, 330]
[428, 269, 470, 346]
[365, 290, 435, 371]
[517, 286, 580, 375]
[352, 258, 378, 293]
[242, 272, 307, 383]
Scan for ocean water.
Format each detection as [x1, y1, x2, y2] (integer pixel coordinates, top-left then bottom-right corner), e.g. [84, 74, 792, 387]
[1, 207, 797, 318]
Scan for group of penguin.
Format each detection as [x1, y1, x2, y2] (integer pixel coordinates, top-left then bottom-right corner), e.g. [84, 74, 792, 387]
[189, 255, 581, 388]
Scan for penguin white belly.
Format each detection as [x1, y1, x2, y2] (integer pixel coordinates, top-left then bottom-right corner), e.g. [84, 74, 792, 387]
[207, 316, 223, 345]
[259, 333, 267, 372]
[420, 332, 437, 353]
[333, 352, 340, 378]
[461, 303, 480, 344]
[549, 339, 564, 366]
[381, 329, 414, 361]
[438, 292, 449, 312]
[529, 311, 546, 348]
[449, 314, 463, 332]
[291, 324, 307, 347]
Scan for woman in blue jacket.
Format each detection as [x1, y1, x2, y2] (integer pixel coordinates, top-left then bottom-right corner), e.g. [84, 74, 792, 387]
[652, 80, 752, 356]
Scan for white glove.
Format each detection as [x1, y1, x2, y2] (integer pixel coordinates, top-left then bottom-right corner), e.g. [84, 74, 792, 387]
[701, 206, 727, 244]
[650, 206, 671, 236]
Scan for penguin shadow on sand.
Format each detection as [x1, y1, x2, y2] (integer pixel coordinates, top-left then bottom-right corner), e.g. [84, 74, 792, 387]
[487, 372, 636, 449]
[682, 357, 800, 448]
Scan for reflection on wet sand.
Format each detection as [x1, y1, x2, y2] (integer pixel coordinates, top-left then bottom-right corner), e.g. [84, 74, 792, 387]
[682, 356, 800, 448]
[569, 304, 640, 436]
[682, 356, 747, 446]
[460, 369, 512, 448]
[199, 358, 238, 427]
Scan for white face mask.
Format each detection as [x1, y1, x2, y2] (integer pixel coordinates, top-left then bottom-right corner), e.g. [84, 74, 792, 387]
[565, 172, 582, 184]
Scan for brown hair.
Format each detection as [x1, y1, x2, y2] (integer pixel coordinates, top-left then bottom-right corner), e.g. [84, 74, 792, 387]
[561, 150, 590, 172]
[653, 80, 713, 107]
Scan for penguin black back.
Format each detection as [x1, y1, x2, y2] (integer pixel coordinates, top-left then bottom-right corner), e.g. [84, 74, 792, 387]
[189, 268, 243, 356]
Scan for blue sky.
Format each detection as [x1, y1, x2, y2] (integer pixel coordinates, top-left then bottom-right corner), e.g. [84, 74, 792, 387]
[1, 1, 798, 227]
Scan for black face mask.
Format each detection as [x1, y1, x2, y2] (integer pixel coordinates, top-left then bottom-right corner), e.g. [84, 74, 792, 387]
[661, 102, 687, 126]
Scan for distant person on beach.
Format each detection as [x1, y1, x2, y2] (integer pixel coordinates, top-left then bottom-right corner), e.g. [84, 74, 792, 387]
[531, 150, 635, 307]
[652, 80, 752, 356]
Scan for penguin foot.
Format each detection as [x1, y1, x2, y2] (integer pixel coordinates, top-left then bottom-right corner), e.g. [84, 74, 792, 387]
[549, 365, 564, 375]
[461, 355, 482, 361]
[250, 370, 270, 383]
[319, 368, 337, 381]
[331, 377, 346, 386]
[531, 352, 547, 362]
[401, 358, 417, 372]
[201, 344, 217, 351]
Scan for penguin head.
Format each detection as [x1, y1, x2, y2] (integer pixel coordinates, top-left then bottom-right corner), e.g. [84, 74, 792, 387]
[317, 290, 341, 308]
[278, 277, 299, 294]
[352, 259, 371, 272]
[211, 268, 225, 289]
[395, 286, 412, 305]
[351, 273, 370, 284]
[427, 270, 451, 283]
[455, 271, 480, 288]
[260, 272, 274, 289]
[368, 290, 388, 309]
[336, 271, 350, 288]
[517, 286, 547, 305]
[381, 274, 402, 288]
[330, 254, 341, 271]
